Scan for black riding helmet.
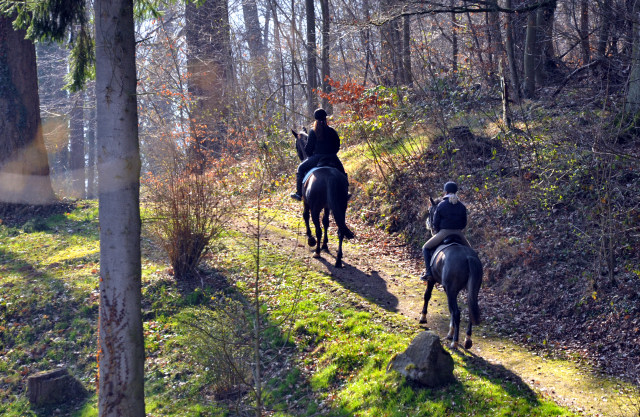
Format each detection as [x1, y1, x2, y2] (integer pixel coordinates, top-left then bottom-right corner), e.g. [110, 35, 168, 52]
[314, 108, 327, 121]
[443, 181, 458, 194]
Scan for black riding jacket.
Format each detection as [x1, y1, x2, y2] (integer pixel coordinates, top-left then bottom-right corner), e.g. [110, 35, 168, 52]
[304, 126, 340, 156]
[433, 197, 467, 232]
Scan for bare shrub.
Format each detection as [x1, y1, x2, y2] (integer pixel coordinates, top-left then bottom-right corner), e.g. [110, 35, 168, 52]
[175, 301, 253, 400]
[144, 167, 231, 280]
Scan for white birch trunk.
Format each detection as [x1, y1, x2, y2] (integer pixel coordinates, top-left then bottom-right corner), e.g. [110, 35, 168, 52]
[94, 0, 145, 415]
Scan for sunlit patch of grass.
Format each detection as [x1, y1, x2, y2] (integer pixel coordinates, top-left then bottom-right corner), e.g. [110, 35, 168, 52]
[213, 227, 575, 417]
[0, 201, 175, 415]
[0, 198, 580, 416]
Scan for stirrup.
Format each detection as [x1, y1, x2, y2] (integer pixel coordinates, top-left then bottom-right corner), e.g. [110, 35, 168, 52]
[420, 269, 432, 282]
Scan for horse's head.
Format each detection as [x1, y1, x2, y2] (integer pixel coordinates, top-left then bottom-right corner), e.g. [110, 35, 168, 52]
[426, 196, 440, 235]
[292, 128, 309, 161]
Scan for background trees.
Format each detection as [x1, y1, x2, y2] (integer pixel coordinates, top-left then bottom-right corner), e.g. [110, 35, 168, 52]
[13, 0, 639, 203]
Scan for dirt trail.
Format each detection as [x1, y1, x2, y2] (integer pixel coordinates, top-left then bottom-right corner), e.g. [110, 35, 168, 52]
[256, 204, 639, 417]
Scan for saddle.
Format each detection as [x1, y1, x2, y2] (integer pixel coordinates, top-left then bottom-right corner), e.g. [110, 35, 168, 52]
[429, 235, 466, 266]
[303, 167, 326, 184]
[302, 164, 346, 184]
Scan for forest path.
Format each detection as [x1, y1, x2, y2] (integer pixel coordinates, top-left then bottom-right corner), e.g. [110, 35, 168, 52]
[246, 200, 638, 417]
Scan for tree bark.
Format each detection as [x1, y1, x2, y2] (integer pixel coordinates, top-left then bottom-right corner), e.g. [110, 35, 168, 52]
[94, 0, 145, 415]
[0, 15, 55, 205]
[598, 0, 612, 59]
[503, 0, 521, 101]
[524, 10, 537, 98]
[579, 0, 590, 64]
[306, 0, 318, 116]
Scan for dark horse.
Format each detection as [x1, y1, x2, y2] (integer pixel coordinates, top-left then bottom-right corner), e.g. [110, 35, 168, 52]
[291, 129, 354, 268]
[420, 196, 483, 349]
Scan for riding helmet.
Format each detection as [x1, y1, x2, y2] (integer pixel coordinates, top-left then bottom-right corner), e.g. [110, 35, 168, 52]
[314, 108, 328, 121]
[443, 181, 458, 194]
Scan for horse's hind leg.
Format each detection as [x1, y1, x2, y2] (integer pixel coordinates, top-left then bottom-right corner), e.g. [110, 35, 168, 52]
[303, 205, 315, 247]
[419, 280, 435, 324]
[321, 209, 330, 252]
[464, 320, 473, 350]
[335, 232, 344, 268]
[446, 290, 461, 349]
[311, 210, 322, 258]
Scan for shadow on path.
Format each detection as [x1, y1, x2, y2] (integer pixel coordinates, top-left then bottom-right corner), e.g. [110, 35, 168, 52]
[315, 254, 400, 313]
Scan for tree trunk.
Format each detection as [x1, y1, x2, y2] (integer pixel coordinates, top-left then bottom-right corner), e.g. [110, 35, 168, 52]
[536, 0, 557, 83]
[579, 0, 591, 64]
[598, 0, 612, 59]
[69, 92, 85, 198]
[36, 42, 69, 190]
[487, 0, 504, 78]
[0, 15, 55, 205]
[242, 0, 264, 60]
[306, 0, 318, 116]
[625, 1, 640, 114]
[451, 5, 458, 75]
[524, 10, 537, 98]
[185, 0, 233, 171]
[86, 89, 96, 199]
[94, 0, 145, 415]
[504, 0, 521, 101]
[403, 15, 413, 86]
[320, 0, 332, 112]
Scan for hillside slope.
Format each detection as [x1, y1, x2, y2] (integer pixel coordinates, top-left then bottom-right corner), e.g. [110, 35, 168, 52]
[341, 93, 640, 387]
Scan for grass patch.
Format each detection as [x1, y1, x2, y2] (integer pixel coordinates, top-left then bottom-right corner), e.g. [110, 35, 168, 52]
[0, 200, 577, 416]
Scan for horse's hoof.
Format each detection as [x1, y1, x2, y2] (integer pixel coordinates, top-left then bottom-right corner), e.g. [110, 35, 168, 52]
[334, 261, 343, 268]
[308, 237, 316, 247]
[450, 341, 458, 349]
[313, 252, 321, 258]
[322, 245, 329, 252]
[464, 339, 473, 350]
[418, 314, 427, 324]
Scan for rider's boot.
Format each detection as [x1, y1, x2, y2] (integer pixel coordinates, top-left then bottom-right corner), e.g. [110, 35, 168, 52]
[420, 249, 434, 281]
[290, 172, 303, 201]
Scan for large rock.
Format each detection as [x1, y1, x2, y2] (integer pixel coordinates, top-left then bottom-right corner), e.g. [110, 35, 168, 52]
[27, 367, 87, 406]
[387, 331, 455, 387]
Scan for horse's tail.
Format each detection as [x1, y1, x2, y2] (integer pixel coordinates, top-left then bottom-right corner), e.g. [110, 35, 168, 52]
[467, 256, 483, 325]
[332, 205, 354, 239]
[328, 173, 354, 240]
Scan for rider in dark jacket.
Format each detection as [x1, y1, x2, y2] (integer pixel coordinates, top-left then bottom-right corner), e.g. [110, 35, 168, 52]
[291, 108, 347, 201]
[421, 181, 470, 281]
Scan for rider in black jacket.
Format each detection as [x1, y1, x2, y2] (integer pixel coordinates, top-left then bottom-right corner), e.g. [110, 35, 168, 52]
[421, 181, 470, 281]
[291, 108, 347, 201]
